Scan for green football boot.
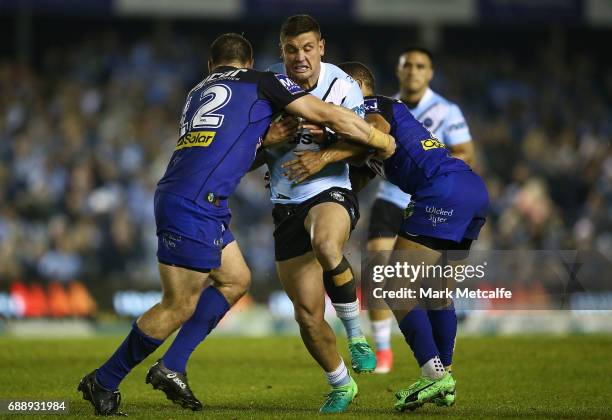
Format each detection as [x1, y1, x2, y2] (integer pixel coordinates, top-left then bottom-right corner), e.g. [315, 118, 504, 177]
[319, 377, 358, 414]
[394, 372, 455, 412]
[433, 390, 456, 407]
[348, 337, 376, 373]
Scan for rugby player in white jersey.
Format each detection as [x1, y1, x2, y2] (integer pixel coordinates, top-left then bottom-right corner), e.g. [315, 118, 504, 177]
[256, 15, 376, 413]
[367, 47, 476, 375]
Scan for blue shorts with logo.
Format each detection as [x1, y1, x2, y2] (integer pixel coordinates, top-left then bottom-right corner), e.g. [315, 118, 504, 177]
[400, 170, 489, 243]
[154, 190, 234, 272]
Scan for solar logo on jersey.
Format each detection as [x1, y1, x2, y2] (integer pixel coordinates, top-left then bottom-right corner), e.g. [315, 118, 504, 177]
[175, 131, 216, 150]
[275, 74, 304, 95]
[421, 138, 446, 151]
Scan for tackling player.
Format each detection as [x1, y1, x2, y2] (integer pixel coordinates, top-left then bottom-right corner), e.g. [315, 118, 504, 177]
[368, 47, 475, 374]
[282, 62, 488, 411]
[77, 35, 394, 416]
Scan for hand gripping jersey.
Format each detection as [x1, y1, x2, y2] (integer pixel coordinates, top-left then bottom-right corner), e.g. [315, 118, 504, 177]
[377, 88, 471, 208]
[364, 95, 470, 195]
[265, 62, 365, 204]
[157, 66, 307, 204]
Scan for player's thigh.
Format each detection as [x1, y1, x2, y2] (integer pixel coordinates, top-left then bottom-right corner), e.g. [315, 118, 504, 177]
[158, 262, 209, 307]
[209, 240, 250, 288]
[276, 252, 326, 319]
[305, 202, 351, 246]
[366, 238, 397, 318]
[367, 237, 397, 252]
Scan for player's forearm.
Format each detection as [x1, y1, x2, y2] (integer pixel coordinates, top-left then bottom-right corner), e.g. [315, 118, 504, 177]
[320, 142, 368, 166]
[249, 150, 267, 172]
[324, 104, 393, 151]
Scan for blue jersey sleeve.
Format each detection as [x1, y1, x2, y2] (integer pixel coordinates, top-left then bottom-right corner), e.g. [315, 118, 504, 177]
[442, 104, 471, 146]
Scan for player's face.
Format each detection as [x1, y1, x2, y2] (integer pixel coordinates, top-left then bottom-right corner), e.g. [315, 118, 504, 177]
[396, 51, 433, 94]
[281, 32, 325, 87]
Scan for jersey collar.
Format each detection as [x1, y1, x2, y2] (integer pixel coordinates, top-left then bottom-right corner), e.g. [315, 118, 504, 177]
[394, 87, 434, 108]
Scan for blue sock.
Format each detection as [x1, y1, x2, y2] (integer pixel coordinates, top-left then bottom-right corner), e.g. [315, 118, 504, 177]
[96, 322, 163, 391]
[398, 307, 439, 366]
[162, 286, 230, 373]
[428, 303, 457, 367]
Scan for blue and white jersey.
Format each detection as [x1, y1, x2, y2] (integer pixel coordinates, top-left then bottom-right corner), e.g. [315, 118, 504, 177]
[377, 88, 471, 208]
[265, 62, 365, 204]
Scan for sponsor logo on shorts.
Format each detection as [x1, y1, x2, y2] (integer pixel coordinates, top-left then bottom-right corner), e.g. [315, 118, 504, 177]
[426, 205, 454, 227]
[330, 191, 345, 202]
[176, 131, 216, 150]
[162, 232, 182, 249]
[421, 138, 446, 151]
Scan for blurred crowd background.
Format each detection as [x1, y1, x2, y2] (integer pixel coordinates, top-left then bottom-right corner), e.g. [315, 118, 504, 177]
[1, 2, 611, 314]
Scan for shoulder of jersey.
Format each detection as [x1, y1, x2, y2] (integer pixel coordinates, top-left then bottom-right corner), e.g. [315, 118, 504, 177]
[429, 88, 458, 108]
[323, 62, 358, 85]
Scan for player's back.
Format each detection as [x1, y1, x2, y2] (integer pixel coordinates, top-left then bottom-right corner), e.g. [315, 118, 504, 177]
[378, 88, 472, 207]
[265, 62, 364, 204]
[365, 95, 470, 195]
[157, 66, 303, 206]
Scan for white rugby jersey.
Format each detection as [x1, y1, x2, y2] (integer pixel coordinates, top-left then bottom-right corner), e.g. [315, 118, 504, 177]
[265, 62, 365, 204]
[377, 88, 472, 208]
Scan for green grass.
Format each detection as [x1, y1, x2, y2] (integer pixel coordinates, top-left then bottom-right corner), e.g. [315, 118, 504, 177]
[1, 335, 611, 419]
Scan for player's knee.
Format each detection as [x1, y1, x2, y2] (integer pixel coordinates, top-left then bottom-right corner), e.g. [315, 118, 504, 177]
[229, 266, 251, 299]
[294, 304, 324, 332]
[160, 289, 200, 321]
[215, 266, 251, 305]
[311, 235, 343, 268]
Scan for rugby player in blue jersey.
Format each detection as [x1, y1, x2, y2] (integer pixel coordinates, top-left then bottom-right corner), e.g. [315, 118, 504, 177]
[77, 35, 395, 416]
[283, 62, 488, 412]
[367, 47, 476, 375]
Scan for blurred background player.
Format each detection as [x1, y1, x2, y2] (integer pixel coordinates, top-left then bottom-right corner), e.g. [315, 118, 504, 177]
[77, 33, 394, 416]
[260, 14, 377, 413]
[367, 47, 475, 374]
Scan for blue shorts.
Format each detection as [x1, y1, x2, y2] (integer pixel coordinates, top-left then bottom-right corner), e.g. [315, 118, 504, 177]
[154, 190, 234, 272]
[400, 170, 488, 243]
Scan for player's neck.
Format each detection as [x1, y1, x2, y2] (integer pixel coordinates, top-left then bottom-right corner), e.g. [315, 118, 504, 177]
[400, 87, 427, 106]
[297, 67, 321, 91]
[210, 61, 246, 71]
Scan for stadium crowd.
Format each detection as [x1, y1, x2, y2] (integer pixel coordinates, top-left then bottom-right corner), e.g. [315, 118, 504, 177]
[1, 26, 610, 296]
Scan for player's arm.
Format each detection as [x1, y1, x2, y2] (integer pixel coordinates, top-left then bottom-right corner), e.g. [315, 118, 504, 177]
[449, 141, 475, 167]
[261, 115, 300, 148]
[282, 113, 391, 183]
[444, 104, 475, 167]
[284, 95, 395, 158]
[259, 72, 394, 156]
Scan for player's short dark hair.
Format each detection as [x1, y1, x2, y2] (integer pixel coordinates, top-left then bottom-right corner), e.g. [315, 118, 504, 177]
[280, 15, 321, 41]
[401, 46, 434, 67]
[210, 33, 253, 66]
[338, 62, 375, 91]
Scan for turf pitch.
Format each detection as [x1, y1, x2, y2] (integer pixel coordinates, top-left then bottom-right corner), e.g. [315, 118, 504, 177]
[1, 335, 611, 419]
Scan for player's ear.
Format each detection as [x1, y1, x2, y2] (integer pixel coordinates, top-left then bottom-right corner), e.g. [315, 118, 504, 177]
[246, 58, 254, 69]
[319, 38, 325, 56]
[208, 59, 212, 73]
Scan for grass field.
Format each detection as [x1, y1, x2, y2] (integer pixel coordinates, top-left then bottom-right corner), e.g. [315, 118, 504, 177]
[1, 335, 611, 419]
